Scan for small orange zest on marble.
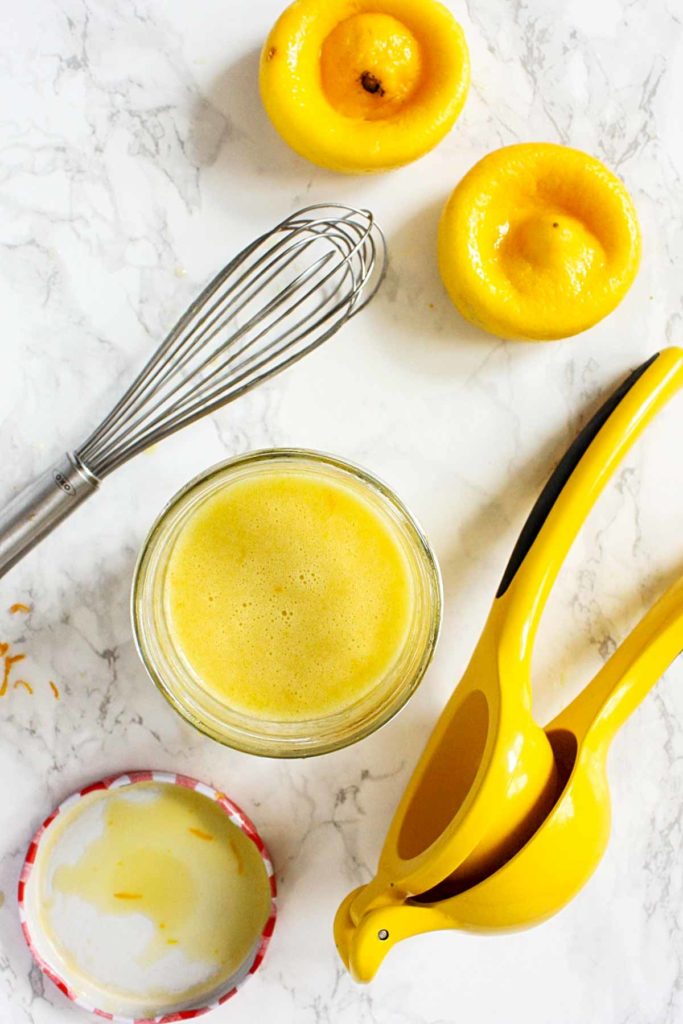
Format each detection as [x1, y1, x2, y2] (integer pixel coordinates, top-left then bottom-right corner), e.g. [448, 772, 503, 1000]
[1, 652, 26, 697]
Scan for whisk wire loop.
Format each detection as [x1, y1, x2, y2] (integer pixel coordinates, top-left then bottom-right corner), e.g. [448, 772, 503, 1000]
[76, 205, 385, 478]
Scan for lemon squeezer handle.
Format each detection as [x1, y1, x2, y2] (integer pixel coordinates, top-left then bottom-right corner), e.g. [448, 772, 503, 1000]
[555, 572, 683, 747]
[495, 347, 683, 656]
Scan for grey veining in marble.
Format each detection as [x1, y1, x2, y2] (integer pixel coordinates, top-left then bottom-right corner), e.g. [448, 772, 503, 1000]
[2, 0, 683, 1021]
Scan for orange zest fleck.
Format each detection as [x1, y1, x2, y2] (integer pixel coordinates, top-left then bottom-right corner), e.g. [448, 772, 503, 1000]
[188, 827, 214, 841]
[113, 892, 143, 900]
[1, 653, 26, 697]
[49, 681, 60, 700]
[166, 939, 179, 945]
[13, 679, 33, 695]
[9, 603, 30, 615]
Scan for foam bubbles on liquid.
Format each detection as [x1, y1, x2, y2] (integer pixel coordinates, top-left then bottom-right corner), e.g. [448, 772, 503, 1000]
[165, 470, 415, 721]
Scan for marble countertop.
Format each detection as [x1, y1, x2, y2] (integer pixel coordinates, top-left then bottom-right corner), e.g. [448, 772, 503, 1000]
[2, 0, 683, 1021]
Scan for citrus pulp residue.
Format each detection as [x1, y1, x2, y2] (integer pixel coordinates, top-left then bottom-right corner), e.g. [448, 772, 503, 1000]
[46, 783, 271, 978]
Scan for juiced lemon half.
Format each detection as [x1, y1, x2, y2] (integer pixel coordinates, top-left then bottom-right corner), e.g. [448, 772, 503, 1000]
[438, 143, 641, 341]
[260, 0, 470, 173]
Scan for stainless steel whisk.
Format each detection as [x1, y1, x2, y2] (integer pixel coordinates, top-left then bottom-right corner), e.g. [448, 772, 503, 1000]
[0, 204, 386, 578]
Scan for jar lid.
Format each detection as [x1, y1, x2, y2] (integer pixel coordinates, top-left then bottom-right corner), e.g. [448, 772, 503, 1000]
[19, 770, 276, 1021]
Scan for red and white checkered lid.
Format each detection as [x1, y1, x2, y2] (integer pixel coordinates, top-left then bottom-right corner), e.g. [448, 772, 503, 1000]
[18, 770, 277, 1022]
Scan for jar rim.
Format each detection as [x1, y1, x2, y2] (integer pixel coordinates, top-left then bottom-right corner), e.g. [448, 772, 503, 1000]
[131, 448, 442, 758]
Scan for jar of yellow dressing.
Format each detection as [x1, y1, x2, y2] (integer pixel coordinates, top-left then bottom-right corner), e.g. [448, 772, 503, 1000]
[132, 449, 442, 757]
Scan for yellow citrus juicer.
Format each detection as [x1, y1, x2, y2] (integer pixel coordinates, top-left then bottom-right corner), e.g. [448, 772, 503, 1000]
[335, 346, 683, 982]
[344, 344, 683, 920]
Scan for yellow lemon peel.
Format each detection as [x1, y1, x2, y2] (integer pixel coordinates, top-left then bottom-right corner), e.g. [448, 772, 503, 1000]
[260, 0, 470, 173]
[438, 143, 641, 341]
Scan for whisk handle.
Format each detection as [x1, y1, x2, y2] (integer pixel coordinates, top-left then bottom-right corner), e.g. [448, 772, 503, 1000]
[0, 454, 99, 579]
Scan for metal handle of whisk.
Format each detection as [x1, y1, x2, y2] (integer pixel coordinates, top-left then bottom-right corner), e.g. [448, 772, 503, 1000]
[0, 204, 385, 579]
[0, 454, 99, 578]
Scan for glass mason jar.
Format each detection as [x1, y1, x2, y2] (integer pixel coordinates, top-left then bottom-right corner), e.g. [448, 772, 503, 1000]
[132, 449, 442, 757]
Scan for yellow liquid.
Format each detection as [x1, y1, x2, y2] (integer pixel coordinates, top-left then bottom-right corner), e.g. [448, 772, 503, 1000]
[41, 783, 271, 1001]
[165, 469, 415, 721]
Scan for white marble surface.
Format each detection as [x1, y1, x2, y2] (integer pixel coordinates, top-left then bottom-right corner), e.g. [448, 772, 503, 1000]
[2, 0, 683, 1021]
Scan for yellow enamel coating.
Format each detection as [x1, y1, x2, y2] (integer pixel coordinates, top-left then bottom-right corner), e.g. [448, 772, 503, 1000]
[336, 347, 683, 982]
[347, 598, 559, 925]
[438, 143, 641, 340]
[260, 0, 470, 173]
